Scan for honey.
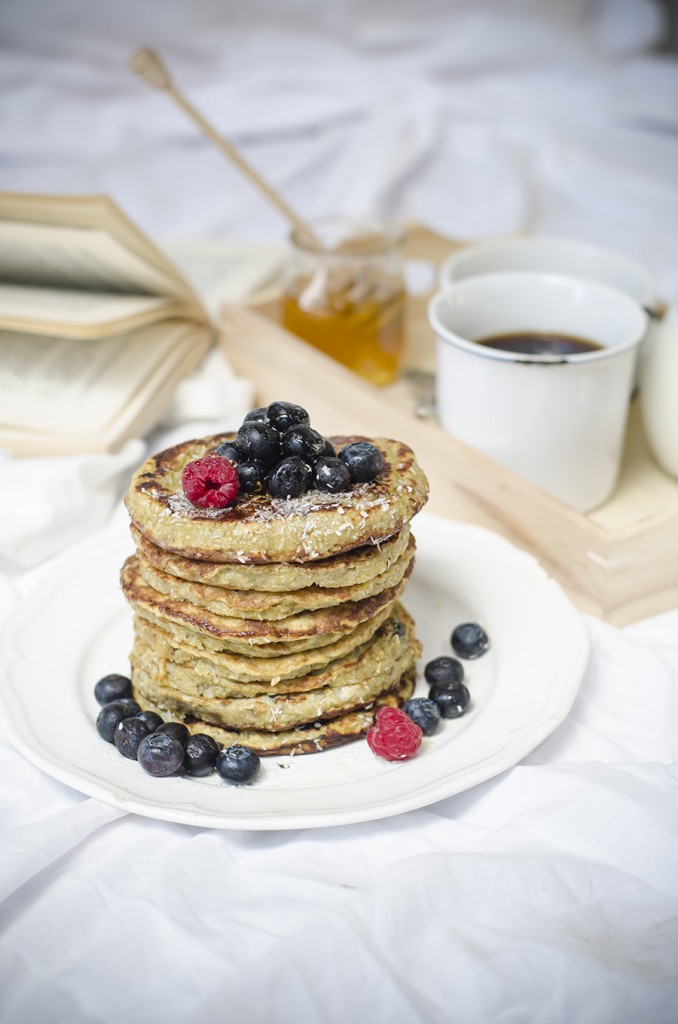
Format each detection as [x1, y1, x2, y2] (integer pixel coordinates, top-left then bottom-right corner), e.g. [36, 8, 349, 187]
[281, 218, 406, 387]
[282, 280, 405, 387]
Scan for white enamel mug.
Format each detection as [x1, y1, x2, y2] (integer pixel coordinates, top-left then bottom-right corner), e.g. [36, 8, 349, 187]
[428, 272, 648, 511]
[439, 236, 655, 308]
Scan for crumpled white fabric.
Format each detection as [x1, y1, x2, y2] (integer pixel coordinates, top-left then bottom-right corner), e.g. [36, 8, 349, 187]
[156, 346, 254, 433]
[0, 440, 145, 568]
[0, 608, 677, 1024]
[1, 0, 676, 294]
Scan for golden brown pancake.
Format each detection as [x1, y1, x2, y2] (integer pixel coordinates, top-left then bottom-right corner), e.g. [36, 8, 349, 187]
[131, 607, 415, 697]
[134, 670, 417, 756]
[121, 554, 411, 651]
[134, 535, 415, 620]
[124, 434, 428, 563]
[131, 606, 397, 681]
[131, 522, 411, 592]
[130, 607, 419, 731]
[120, 426, 428, 757]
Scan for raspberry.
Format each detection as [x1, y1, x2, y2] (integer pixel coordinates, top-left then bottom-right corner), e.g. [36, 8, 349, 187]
[182, 456, 240, 508]
[366, 706, 422, 761]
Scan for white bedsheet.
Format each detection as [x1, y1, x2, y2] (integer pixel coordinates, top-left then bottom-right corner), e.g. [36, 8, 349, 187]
[1, 2, 678, 1021]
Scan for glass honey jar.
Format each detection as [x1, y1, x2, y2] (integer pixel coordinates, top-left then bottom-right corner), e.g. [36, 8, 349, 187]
[282, 217, 406, 387]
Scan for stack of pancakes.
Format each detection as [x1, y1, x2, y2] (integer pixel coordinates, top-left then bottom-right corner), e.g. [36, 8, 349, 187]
[121, 433, 429, 756]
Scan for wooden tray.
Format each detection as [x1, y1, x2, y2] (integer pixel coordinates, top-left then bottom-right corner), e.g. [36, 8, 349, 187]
[219, 226, 678, 626]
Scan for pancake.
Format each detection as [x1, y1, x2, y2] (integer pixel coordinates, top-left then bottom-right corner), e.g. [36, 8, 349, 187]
[134, 535, 415, 620]
[121, 554, 411, 650]
[119, 420, 428, 760]
[131, 606, 396, 681]
[134, 669, 417, 757]
[131, 608, 419, 731]
[124, 434, 429, 563]
[130, 606, 418, 700]
[131, 522, 411, 592]
[129, 604, 391, 657]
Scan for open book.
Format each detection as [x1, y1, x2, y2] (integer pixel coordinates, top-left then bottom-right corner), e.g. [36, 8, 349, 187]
[0, 192, 214, 456]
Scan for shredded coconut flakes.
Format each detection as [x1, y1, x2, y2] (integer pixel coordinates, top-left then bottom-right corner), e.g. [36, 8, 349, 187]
[166, 492, 232, 519]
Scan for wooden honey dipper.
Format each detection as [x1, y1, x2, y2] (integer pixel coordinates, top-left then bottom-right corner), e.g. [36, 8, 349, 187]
[129, 47, 321, 247]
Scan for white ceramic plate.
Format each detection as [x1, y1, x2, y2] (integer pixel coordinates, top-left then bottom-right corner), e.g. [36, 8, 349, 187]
[0, 513, 588, 830]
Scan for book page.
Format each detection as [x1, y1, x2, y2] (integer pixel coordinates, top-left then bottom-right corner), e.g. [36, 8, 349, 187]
[0, 221, 181, 296]
[0, 283, 173, 332]
[0, 320, 201, 435]
[0, 193, 200, 305]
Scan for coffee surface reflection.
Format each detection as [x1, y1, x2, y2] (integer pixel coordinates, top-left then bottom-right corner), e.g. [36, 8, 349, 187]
[477, 332, 603, 356]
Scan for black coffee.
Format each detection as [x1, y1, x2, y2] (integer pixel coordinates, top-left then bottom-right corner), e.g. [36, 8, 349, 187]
[477, 332, 603, 356]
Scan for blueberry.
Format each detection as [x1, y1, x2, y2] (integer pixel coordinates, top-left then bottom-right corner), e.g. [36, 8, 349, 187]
[216, 744, 260, 785]
[313, 456, 351, 493]
[94, 673, 132, 706]
[281, 424, 326, 463]
[215, 441, 241, 463]
[136, 710, 164, 732]
[243, 406, 270, 424]
[432, 683, 470, 719]
[117, 697, 141, 716]
[137, 732, 186, 777]
[114, 717, 151, 759]
[338, 441, 383, 483]
[451, 623, 490, 660]
[236, 422, 281, 467]
[321, 438, 336, 458]
[236, 460, 266, 495]
[402, 697, 441, 736]
[183, 733, 221, 776]
[424, 656, 464, 689]
[268, 456, 310, 498]
[96, 702, 135, 743]
[266, 401, 310, 433]
[156, 721, 190, 743]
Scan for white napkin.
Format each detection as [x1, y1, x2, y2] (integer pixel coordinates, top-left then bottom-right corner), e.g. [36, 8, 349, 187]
[0, 440, 145, 568]
[156, 347, 254, 433]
